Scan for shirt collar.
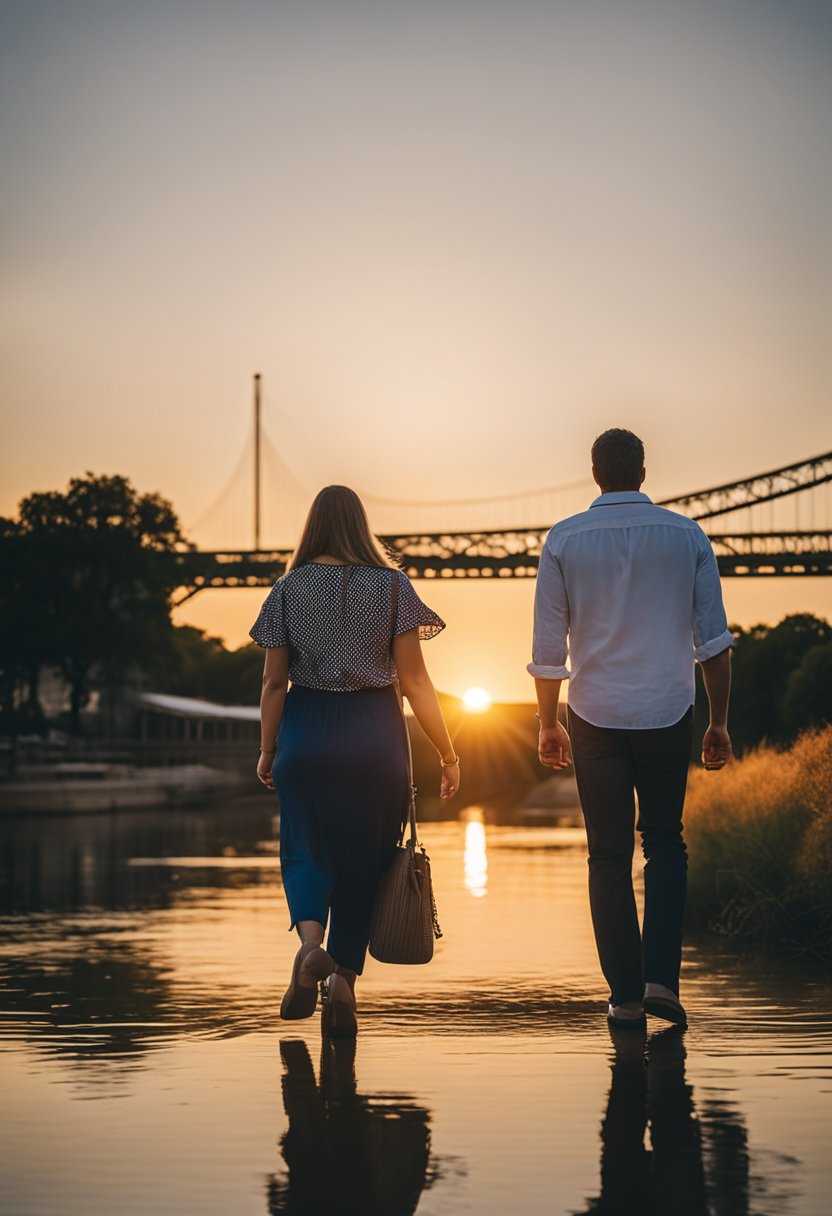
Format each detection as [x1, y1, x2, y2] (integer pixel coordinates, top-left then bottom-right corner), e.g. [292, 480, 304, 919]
[589, 491, 654, 508]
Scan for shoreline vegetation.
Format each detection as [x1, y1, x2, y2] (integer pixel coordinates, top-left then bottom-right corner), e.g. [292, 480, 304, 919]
[685, 725, 832, 963]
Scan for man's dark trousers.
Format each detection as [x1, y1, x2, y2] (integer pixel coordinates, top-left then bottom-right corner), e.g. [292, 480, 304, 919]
[568, 706, 693, 1005]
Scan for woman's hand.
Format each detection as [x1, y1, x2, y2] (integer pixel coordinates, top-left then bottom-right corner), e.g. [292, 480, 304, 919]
[257, 749, 276, 788]
[440, 760, 460, 799]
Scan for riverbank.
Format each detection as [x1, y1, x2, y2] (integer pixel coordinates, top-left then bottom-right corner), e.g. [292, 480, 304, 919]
[0, 763, 246, 815]
[685, 724, 832, 961]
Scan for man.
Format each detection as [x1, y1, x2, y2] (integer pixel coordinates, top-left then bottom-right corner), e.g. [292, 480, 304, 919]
[528, 428, 733, 1028]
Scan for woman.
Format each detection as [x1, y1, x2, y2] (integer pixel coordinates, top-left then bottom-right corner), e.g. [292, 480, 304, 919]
[250, 485, 460, 1037]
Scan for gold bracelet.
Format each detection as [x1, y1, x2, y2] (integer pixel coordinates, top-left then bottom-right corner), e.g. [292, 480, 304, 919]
[260, 747, 276, 756]
[441, 754, 460, 767]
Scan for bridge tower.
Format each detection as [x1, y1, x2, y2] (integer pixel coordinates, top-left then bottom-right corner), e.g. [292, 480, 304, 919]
[253, 372, 261, 551]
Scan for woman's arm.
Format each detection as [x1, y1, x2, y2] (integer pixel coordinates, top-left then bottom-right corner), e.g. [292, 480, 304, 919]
[393, 628, 460, 799]
[256, 646, 289, 789]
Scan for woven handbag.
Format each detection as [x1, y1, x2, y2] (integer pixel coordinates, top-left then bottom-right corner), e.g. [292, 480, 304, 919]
[368, 571, 443, 965]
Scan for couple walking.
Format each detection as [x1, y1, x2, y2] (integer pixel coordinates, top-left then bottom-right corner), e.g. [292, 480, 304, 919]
[251, 428, 733, 1036]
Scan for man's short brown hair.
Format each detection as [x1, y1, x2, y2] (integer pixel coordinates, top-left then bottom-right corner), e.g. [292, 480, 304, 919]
[591, 429, 645, 491]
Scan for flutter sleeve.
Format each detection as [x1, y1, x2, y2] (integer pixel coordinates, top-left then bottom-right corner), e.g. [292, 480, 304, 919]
[249, 579, 288, 648]
[394, 571, 445, 641]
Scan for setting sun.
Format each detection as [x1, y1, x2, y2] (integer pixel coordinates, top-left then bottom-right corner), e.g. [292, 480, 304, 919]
[462, 687, 492, 713]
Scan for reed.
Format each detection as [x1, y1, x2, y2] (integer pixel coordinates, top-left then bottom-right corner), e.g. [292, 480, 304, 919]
[684, 724, 832, 961]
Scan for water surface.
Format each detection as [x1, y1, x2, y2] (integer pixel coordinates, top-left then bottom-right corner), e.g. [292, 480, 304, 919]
[1, 802, 831, 1215]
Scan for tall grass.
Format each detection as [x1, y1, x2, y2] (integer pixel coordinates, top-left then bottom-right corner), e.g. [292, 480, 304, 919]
[685, 725, 832, 961]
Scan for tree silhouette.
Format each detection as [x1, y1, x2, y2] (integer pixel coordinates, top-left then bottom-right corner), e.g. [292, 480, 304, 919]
[783, 640, 832, 735]
[145, 624, 265, 705]
[0, 472, 189, 735]
[693, 613, 832, 756]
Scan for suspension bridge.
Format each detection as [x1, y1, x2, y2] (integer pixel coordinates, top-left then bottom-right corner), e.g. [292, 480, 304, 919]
[174, 377, 832, 603]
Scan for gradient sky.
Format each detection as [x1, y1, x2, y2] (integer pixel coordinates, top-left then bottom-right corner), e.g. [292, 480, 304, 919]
[2, 0, 831, 699]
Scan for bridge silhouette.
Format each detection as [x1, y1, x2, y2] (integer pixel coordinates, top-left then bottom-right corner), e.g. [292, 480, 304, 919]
[175, 379, 832, 602]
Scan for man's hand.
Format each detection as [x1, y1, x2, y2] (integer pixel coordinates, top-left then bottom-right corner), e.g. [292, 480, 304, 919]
[538, 722, 572, 770]
[702, 724, 732, 770]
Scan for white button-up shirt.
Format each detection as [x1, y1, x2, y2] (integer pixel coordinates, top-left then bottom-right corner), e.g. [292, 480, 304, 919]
[528, 491, 734, 729]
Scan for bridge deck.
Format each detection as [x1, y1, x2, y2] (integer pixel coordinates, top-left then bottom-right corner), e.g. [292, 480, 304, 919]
[173, 530, 832, 602]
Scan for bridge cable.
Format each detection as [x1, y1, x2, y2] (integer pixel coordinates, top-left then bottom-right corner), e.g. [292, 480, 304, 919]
[185, 427, 253, 537]
[362, 477, 594, 509]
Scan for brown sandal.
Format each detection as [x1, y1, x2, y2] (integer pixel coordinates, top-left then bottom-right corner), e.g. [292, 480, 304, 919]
[320, 975, 358, 1038]
[280, 944, 335, 1020]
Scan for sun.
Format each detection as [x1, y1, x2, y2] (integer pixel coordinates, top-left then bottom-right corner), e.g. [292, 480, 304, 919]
[462, 687, 492, 713]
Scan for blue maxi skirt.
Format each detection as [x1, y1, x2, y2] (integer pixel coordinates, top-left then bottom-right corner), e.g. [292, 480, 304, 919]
[273, 683, 409, 974]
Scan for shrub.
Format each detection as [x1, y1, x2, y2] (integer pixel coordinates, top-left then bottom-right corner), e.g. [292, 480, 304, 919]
[684, 725, 832, 960]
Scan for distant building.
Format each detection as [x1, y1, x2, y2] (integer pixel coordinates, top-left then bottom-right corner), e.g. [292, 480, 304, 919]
[135, 692, 260, 745]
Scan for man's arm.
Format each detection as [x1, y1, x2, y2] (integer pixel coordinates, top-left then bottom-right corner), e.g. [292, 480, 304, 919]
[527, 540, 572, 769]
[699, 648, 732, 769]
[533, 677, 571, 769]
[692, 529, 734, 769]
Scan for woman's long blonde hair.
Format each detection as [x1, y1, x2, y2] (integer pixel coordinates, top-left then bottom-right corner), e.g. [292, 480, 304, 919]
[288, 485, 398, 570]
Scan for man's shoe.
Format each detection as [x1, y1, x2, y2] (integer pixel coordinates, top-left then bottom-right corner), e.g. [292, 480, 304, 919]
[643, 982, 687, 1027]
[321, 973, 358, 1039]
[607, 1001, 646, 1028]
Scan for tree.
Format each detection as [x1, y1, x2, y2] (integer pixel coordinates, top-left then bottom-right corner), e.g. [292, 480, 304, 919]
[732, 614, 832, 748]
[3, 473, 189, 734]
[144, 625, 264, 706]
[692, 613, 832, 756]
[0, 518, 30, 742]
[783, 641, 832, 734]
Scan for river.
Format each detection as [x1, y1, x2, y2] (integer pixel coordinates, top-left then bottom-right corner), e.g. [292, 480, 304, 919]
[1, 800, 831, 1215]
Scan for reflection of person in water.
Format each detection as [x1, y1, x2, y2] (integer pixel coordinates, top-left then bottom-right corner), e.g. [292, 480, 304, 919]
[267, 1038, 433, 1215]
[576, 1027, 710, 1215]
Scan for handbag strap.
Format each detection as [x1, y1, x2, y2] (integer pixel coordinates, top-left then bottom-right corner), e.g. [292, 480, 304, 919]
[340, 564, 352, 614]
[400, 698, 419, 849]
[389, 565, 399, 634]
[389, 569, 419, 849]
[389, 568, 443, 940]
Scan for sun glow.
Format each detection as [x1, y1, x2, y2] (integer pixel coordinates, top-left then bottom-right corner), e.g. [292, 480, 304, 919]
[462, 687, 492, 713]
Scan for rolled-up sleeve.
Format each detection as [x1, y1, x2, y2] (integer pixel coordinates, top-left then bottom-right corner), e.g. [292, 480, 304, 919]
[527, 539, 571, 679]
[692, 533, 734, 662]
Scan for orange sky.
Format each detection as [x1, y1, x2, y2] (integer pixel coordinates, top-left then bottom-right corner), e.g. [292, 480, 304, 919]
[2, 1, 831, 699]
[174, 572, 830, 704]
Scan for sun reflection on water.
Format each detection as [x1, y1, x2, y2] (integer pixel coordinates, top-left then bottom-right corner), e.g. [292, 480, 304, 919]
[462, 807, 488, 898]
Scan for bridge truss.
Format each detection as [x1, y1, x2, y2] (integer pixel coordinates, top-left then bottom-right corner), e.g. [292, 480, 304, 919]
[658, 451, 832, 520]
[173, 449, 832, 601]
[173, 528, 832, 602]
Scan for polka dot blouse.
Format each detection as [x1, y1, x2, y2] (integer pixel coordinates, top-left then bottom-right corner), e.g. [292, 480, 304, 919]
[249, 564, 445, 692]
